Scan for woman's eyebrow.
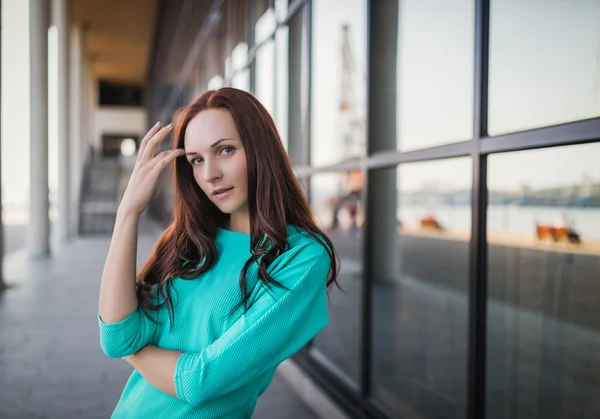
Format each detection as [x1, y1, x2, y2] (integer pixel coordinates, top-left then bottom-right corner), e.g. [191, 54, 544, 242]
[185, 138, 235, 155]
[210, 138, 234, 147]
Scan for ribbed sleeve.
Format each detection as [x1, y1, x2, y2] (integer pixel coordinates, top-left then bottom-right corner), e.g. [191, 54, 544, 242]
[174, 244, 330, 406]
[98, 308, 157, 358]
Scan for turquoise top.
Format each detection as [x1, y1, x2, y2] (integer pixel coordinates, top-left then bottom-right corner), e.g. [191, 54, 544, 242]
[98, 226, 330, 418]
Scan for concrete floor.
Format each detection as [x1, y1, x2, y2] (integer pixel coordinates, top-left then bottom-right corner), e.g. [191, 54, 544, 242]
[0, 220, 318, 419]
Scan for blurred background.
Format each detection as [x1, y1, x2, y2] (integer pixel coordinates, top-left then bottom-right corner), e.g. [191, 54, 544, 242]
[1, 0, 600, 418]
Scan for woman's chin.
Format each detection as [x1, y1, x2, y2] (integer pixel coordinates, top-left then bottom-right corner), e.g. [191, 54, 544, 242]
[213, 201, 239, 215]
[210, 194, 247, 216]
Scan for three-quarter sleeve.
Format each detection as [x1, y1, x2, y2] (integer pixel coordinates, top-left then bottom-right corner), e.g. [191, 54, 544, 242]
[174, 242, 330, 406]
[98, 307, 158, 358]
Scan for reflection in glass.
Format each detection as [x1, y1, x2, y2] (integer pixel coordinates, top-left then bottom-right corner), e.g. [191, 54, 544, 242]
[286, 7, 307, 165]
[205, 17, 225, 91]
[310, 171, 364, 384]
[253, 0, 270, 28]
[207, 75, 224, 90]
[275, 26, 289, 150]
[231, 43, 250, 91]
[487, 142, 600, 419]
[371, 158, 471, 418]
[275, 0, 287, 22]
[488, 0, 600, 135]
[255, 8, 276, 115]
[397, 0, 474, 151]
[310, 0, 367, 166]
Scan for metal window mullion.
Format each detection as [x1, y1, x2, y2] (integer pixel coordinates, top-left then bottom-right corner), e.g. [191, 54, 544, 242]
[468, 0, 490, 419]
[284, 0, 308, 25]
[481, 117, 600, 154]
[246, 0, 256, 92]
[302, 1, 312, 167]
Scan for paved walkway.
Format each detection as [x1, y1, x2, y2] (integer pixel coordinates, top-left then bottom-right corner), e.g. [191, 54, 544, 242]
[0, 219, 317, 418]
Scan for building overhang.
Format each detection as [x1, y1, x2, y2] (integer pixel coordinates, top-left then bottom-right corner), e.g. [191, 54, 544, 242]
[72, 0, 159, 86]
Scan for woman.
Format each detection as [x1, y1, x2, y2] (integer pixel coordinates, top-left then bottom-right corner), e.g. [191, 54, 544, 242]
[98, 87, 339, 418]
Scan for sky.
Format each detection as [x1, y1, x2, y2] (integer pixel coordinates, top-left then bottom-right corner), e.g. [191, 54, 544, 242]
[309, 0, 600, 194]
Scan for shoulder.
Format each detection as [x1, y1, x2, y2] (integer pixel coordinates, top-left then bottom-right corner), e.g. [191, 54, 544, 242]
[287, 226, 330, 256]
[266, 226, 331, 278]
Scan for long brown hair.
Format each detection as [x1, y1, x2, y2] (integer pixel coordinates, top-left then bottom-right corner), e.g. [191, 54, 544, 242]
[136, 87, 339, 326]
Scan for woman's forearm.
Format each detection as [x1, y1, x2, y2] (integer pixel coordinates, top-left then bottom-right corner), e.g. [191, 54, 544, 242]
[98, 209, 141, 323]
[125, 345, 181, 398]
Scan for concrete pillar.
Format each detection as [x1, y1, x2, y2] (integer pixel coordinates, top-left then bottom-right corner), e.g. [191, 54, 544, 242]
[367, 0, 400, 284]
[80, 43, 87, 158]
[80, 35, 90, 158]
[0, 0, 4, 288]
[287, 6, 308, 166]
[28, 0, 51, 258]
[52, 0, 69, 242]
[68, 24, 81, 236]
[366, 0, 400, 385]
[88, 70, 96, 154]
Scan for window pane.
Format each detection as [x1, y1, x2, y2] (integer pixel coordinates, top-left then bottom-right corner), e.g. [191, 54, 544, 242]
[205, 15, 226, 90]
[255, 9, 276, 115]
[486, 142, 600, 419]
[275, 26, 289, 150]
[253, 0, 270, 32]
[234, 0, 247, 46]
[371, 158, 471, 418]
[310, 0, 367, 166]
[231, 43, 250, 91]
[287, 7, 308, 165]
[488, 1, 600, 135]
[310, 171, 365, 384]
[275, 0, 288, 22]
[397, 0, 474, 151]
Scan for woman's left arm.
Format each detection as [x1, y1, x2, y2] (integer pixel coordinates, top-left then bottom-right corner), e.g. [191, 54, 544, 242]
[125, 243, 331, 404]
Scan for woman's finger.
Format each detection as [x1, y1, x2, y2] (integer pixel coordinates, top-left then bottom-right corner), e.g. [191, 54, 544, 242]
[141, 123, 174, 163]
[137, 121, 162, 158]
[151, 149, 184, 172]
[151, 150, 172, 165]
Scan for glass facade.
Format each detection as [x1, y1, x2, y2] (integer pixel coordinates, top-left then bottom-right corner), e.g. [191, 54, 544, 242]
[371, 159, 471, 418]
[145, 1, 600, 418]
[396, 0, 474, 151]
[310, 171, 364, 384]
[310, 0, 367, 165]
[486, 142, 600, 419]
[488, 0, 600, 135]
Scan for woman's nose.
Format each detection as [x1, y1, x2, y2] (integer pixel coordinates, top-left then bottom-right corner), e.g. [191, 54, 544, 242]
[202, 161, 222, 182]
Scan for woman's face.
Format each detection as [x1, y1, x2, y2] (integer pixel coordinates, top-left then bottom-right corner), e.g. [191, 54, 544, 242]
[184, 109, 248, 216]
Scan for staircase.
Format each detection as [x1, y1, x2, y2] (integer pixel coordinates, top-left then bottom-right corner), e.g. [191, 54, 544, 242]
[78, 157, 122, 234]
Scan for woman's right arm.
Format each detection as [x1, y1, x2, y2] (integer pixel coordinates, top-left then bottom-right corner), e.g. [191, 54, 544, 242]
[98, 208, 141, 324]
[97, 122, 184, 357]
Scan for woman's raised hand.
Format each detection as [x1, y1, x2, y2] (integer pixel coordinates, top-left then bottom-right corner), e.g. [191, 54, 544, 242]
[118, 122, 185, 217]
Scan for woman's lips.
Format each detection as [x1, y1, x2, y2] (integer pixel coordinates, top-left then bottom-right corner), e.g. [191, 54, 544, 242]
[213, 187, 234, 200]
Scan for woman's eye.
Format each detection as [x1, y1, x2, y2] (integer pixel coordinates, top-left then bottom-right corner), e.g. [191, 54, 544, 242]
[191, 157, 203, 165]
[220, 146, 234, 155]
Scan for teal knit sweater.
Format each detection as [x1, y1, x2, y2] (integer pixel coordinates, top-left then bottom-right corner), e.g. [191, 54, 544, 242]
[98, 226, 330, 418]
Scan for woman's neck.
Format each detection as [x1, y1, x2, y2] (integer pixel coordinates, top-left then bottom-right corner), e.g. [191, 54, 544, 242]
[227, 210, 250, 234]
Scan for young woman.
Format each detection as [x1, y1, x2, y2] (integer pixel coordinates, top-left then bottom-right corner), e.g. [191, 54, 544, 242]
[98, 87, 339, 418]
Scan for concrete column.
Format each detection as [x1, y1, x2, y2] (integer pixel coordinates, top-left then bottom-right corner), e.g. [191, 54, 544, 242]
[287, 7, 305, 166]
[52, 0, 69, 242]
[28, 0, 51, 258]
[88, 72, 97, 154]
[367, 0, 400, 283]
[80, 37, 90, 158]
[366, 0, 401, 384]
[0, 0, 4, 288]
[68, 24, 81, 236]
